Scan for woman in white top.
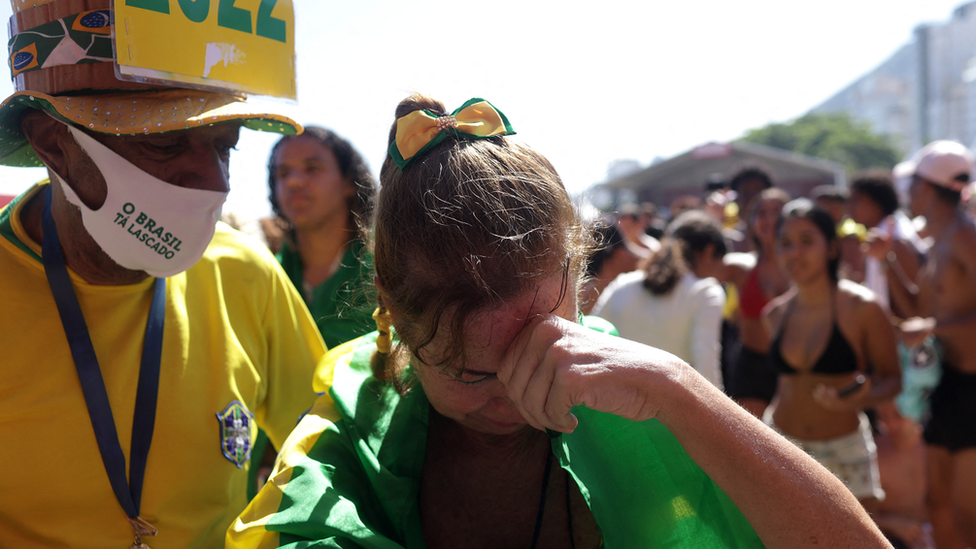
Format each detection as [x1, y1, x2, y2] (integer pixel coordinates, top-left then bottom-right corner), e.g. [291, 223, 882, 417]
[592, 210, 727, 388]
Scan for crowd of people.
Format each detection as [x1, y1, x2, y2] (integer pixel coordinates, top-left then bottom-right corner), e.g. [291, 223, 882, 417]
[229, 94, 889, 549]
[3, 2, 976, 549]
[585, 154, 976, 549]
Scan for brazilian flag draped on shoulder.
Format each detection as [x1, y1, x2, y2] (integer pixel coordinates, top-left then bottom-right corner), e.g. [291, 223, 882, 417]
[228, 318, 765, 548]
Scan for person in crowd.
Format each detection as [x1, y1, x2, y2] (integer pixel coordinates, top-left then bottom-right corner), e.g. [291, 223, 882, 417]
[850, 171, 938, 428]
[763, 199, 902, 512]
[728, 165, 774, 252]
[244, 128, 380, 497]
[268, 126, 377, 348]
[705, 188, 746, 252]
[704, 189, 728, 223]
[579, 219, 640, 315]
[850, 171, 926, 318]
[873, 401, 935, 549]
[230, 94, 892, 549]
[641, 201, 667, 240]
[668, 194, 703, 218]
[811, 184, 850, 226]
[892, 141, 976, 549]
[615, 202, 661, 256]
[592, 209, 727, 388]
[810, 184, 865, 284]
[0, 1, 326, 547]
[257, 216, 290, 254]
[720, 188, 792, 418]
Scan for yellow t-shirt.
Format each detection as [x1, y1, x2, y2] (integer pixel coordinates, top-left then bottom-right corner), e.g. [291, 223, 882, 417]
[0, 184, 327, 548]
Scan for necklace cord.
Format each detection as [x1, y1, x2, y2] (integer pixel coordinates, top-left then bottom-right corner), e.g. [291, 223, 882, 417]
[40, 186, 165, 521]
[530, 450, 554, 549]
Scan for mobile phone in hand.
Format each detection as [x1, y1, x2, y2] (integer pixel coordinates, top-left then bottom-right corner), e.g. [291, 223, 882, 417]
[837, 374, 867, 398]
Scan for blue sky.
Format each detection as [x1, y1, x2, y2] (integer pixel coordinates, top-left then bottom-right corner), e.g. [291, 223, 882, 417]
[0, 0, 968, 221]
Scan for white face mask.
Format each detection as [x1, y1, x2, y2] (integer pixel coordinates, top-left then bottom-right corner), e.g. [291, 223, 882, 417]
[54, 124, 228, 278]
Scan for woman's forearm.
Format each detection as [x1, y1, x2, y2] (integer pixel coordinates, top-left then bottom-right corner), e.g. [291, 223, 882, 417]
[655, 372, 891, 549]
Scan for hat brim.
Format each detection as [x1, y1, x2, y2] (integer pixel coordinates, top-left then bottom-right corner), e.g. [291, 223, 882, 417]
[0, 88, 302, 167]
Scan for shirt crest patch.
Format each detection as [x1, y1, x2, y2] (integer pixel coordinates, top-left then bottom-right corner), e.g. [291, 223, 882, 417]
[216, 400, 254, 468]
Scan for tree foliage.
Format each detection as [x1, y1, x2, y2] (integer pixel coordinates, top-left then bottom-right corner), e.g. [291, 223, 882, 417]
[737, 113, 902, 174]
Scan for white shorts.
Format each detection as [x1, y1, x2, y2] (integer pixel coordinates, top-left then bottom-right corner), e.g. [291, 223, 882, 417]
[770, 413, 885, 501]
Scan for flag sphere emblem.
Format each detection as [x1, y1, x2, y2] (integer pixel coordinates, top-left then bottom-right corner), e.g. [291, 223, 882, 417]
[79, 10, 110, 29]
[12, 51, 34, 71]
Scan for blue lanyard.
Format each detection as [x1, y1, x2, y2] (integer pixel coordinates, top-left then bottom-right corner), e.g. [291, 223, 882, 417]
[40, 186, 165, 534]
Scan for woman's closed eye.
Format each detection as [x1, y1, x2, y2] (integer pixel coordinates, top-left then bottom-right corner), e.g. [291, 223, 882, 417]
[454, 370, 497, 385]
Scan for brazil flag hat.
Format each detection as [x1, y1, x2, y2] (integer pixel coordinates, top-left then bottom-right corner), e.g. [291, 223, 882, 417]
[0, 0, 301, 168]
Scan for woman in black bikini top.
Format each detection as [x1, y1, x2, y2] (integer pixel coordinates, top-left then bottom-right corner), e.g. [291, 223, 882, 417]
[768, 295, 859, 376]
[764, 200, 902, 512]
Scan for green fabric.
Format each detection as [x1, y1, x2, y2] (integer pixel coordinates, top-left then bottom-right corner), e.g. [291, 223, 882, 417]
[556, 410, 763, 547]
[249, 239, 374, 498]
[0, 183, 42, 262]
[269, 333, 427, 547]
[276, 239, 375, 349]
[577, 314, 618, 336]
[7, 11, 114, 79]
[259, 320, 764, 548]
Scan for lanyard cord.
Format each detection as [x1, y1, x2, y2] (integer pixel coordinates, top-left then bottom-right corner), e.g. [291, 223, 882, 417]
[530, 450, 577, 549]
[40, 186, 165, 520]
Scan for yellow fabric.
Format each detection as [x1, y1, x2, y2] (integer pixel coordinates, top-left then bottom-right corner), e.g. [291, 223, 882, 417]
[838, 218, 867, 242]
[229, 341, 350, 549]
[723, 283, 739, 320]
[394, 100, 508, 161]
[723, 202, 740, 229]
[0, 184, 327, 549]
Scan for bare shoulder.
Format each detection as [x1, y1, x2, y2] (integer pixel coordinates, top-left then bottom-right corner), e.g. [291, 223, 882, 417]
[951, 217, 976, 258]
[764, 287, 796, 333]
[838, 278, 876, 302]
[838, 279, 887, 319]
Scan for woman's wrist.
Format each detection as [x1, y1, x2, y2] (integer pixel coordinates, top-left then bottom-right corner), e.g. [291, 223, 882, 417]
[649, 358, 718, 431]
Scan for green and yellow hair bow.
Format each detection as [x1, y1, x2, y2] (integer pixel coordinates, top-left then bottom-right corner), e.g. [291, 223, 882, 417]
[389, 97, 516, 170]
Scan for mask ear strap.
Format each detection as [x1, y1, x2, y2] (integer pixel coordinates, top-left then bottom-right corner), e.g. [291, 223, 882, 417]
[42, 109, 77, 140]
[45, 111, 118, 167]
[39, 113, 103, 210]
[50, 160, 106, 213]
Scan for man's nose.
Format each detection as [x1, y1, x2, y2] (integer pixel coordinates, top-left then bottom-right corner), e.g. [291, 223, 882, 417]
[280, 168, 306, 189]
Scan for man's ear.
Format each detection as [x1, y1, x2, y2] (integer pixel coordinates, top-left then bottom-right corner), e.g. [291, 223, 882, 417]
[21, 111, 107, 209]
[20, 110, 71, 178]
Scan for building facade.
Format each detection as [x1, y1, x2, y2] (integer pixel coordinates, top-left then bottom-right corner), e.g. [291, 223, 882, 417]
[813, 1, 976, 154]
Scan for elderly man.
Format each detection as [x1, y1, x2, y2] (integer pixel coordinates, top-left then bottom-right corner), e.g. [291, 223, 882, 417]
[0, 1, 326, 548]
[892, 141, 976, 549]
